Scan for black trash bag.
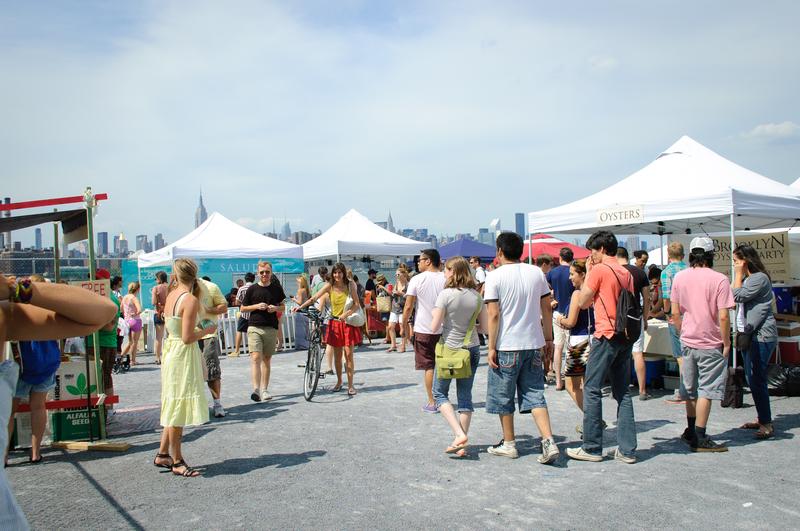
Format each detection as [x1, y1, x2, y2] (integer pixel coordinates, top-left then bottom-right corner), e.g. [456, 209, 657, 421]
[722, 367, 744, 408]
[767, 364, 800, 397]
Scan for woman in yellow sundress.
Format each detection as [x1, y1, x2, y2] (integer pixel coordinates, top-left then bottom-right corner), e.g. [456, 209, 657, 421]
[153, 258, 216, 478]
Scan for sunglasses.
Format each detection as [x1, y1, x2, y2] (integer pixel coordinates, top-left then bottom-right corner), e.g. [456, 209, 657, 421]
[258, 271, 271, 275]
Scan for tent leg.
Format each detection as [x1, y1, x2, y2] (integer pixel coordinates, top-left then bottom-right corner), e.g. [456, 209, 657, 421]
[527, 233, 532, 265]
[730, 213, 737, 371]
[659, 233, 664, 267]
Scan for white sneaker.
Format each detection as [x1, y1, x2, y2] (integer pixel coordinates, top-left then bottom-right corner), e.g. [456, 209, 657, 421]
[613, 448, 636, 464]
[213, 403, 226, 418]
[566, 447, 603, 462]
[487, 440, 519, 459]
[261, 390, 272, 401]
[538, 438, 560, 464]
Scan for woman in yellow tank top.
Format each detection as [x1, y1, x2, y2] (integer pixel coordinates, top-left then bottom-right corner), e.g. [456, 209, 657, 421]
[294, 262, 362, 395]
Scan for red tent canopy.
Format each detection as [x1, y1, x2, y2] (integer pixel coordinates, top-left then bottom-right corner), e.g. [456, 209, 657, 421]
[521, 233, 590, 262]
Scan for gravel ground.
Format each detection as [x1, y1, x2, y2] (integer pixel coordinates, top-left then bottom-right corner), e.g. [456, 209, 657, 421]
[6, 343, 800, 530]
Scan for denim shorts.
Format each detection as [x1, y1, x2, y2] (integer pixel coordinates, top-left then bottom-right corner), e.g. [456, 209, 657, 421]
[486, 349, 547, 415]
[14, 373, 56, 399]
[432, 346, 481, 412]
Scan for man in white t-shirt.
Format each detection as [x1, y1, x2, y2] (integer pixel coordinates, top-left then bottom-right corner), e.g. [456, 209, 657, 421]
[403, 249, 446, 413]
[469, 256, 488, 346]
[484, 233, 559, 464]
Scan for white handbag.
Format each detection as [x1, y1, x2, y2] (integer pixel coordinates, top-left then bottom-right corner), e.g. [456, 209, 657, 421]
[343, 295, 366, 327]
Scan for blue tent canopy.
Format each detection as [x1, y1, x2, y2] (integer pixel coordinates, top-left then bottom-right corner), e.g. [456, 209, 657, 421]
[439, 239, 496, 261]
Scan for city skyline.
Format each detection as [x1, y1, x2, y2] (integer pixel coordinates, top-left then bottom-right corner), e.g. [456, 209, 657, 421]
[3, 3, 799, 250]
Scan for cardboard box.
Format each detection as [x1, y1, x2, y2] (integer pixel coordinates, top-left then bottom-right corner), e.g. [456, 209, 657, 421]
[777, 321, 800, 337]
[54, 358, 100, 402]
[51, 407, 101, 441]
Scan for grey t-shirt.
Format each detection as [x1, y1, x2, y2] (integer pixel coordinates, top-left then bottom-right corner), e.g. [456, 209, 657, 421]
[434, 288, 482, 349]
[733, 271, 777, 342]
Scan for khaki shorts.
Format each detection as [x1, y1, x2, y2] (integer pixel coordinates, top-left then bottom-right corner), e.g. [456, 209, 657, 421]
[247, 325, 278, 357]
[553, 316, 570, 345]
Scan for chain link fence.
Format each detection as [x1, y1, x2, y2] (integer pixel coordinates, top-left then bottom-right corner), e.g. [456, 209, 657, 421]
[0, 257, 125, 281]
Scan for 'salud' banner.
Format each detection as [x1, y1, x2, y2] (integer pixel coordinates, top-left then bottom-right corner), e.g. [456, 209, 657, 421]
[710, 232, 791, 284]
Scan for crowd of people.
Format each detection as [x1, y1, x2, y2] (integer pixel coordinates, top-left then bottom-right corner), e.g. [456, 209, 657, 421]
[0, 225, 782, 526]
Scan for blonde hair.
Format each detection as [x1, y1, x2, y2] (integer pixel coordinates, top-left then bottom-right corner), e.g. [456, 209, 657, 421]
[171, 258, 201, 298]
[667, 242, 684, 260]
[444, 256, 477, 290]
[127, 281, 140, 294]
[296, 274, 309, 292]
[258, 260, 273, 271]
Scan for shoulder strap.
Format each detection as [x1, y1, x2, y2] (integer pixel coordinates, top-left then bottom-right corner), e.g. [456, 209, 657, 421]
[462, 293, 483, 347]
[172, 292, 188, 316]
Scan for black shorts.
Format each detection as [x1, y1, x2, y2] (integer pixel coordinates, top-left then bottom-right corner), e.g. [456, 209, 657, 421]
[153, 313, 165, 325]
[237, 317, 249, 333]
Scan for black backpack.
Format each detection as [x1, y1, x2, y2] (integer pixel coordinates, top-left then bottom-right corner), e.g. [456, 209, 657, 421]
[598, 264, 642, 344]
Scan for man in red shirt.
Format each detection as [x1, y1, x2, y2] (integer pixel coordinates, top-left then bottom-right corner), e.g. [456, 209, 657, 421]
[568, 230, 638, 464]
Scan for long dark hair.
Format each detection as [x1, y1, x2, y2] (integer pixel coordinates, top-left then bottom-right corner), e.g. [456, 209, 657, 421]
[328, 262, 349, 289]
[733, 244, 771, 281]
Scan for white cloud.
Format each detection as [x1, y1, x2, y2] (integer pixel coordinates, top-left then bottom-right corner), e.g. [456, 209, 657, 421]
[743, 121, 800, 141]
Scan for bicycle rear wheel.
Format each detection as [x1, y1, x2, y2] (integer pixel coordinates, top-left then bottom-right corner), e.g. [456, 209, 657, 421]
[303, 341, 321, 401]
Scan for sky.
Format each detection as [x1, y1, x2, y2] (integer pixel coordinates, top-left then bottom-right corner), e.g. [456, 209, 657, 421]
[2, 0, 799, 249]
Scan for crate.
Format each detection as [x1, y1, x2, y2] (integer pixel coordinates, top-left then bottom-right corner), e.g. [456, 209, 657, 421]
[632, 357, 665, 386]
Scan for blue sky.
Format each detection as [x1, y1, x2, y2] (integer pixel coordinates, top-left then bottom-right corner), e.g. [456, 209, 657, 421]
[2, 1, 799, 248]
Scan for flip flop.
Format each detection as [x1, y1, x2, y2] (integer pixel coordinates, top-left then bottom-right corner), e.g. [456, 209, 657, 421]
[445, 437, 469, 453]
[347, 388, 357, 396]
[331, 385, 342, 392]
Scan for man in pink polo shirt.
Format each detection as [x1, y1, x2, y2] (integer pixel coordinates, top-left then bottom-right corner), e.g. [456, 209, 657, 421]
[671, 236, 734, 452]
[568, 230, 638, 464]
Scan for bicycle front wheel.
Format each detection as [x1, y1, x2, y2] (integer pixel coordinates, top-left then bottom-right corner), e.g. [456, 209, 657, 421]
[303, 341, 321, 401]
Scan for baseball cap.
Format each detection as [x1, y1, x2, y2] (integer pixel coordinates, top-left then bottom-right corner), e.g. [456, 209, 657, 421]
[689, 236, 714, 253]
[95, 268, 111, 279]
[368, 269, 378, 275]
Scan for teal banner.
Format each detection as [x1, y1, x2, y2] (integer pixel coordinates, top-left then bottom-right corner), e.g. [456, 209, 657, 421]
[122, 257, 304, 309]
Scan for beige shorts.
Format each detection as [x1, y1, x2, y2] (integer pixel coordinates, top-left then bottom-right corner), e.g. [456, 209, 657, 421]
[247, 325, 278, 357]
[553, 316, 570, 345]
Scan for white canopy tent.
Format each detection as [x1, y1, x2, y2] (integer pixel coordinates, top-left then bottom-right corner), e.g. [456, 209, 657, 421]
[138, 212, 302, 267]
[528, 136, 800, 237]
[302, 209, 426, 260]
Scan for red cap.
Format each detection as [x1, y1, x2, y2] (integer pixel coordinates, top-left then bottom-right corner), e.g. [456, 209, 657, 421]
[95, 268, 111, 279]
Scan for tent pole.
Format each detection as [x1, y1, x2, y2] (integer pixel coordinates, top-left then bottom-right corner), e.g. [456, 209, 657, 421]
[730, 212, 737, 371]
[84, 187, 106, 441]
[527, 232, 532, 265]
[659, 232, 664, 267]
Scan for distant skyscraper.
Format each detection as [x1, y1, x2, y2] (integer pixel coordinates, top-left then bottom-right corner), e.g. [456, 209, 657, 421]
[626, 235, 640, 253]
[281, 221, 291, 241]
[478, 228, 493, 246]
[154, 233, 165, 250]
[489, 218, 501, 238]
[97, 231, 108, 255]
[375, 221, 388, 230]
[113, 234, 120, 255]
[136, 234, 149, 252]
[35, 228, 43, 250]
[641, 240, 649, 251]
[118, 233, 128, 256]
[515, 213, 525, 237]
[195, 190, 208, 228]
[387, 211, 395, 233]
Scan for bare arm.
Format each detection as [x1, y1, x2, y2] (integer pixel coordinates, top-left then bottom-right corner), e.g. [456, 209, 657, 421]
[293, 284, 330, 312]
[671, 301, 681, 334]
[558, 291, 583, 329]
[179, 295, 215, 345]
[641, 284, 650, 330]
[577, 282, 595, 310]
[540, 293, 554, 358]
[402, 295, 416, 327]
[719, 307, 731, 358]
[486, 301, 500, 369]
[477, 306, 488, 335]
[3, 278, 117, 341]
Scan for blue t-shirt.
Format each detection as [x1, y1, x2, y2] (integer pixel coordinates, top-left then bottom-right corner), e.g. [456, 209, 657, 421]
[547, 264, 574, 315]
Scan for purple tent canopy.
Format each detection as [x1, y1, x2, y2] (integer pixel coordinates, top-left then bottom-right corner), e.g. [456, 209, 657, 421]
[438, 239, 496, 261]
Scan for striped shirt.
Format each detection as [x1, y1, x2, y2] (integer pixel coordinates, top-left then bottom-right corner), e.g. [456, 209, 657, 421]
[236, 282, 253, 319]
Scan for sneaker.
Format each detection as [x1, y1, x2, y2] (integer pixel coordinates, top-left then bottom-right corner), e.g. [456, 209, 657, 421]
[261, 390, 272, 401]
[538, 438, 560, 464]
[613, 448, 636, 464]
[680, 428, 697, 448]
[487, 440, 519, 459]
[575, 420, 608, 435]
[638, 392, 652, 401]
[213, 403, 226, 418]
[250, 390, 261, 402]
[693, 437, 728, 453]
[566, 447, 603, 462]
[421, 403, 438, 414]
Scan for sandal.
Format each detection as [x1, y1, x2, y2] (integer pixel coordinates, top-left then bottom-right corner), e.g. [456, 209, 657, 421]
[755, 425, 774, 439]
[386, 347, 397, 352]
[347, 387, 357, 396]
[331, 384, 342, 392]
[171, 459, 200, 477]
[445, 436, 468, 454]
[154, 453, 173, 469]
[739, 422, 760, 430]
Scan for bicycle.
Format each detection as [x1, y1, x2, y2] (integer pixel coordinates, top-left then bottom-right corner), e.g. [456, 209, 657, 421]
[297, 307, 326, 401]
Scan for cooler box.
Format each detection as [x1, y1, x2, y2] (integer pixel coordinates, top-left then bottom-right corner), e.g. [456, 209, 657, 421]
[776, 337, 800, 365]
[632, 357, 665, 386]
[774, 287, 793, 314]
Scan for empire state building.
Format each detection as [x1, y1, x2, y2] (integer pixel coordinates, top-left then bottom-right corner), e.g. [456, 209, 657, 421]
[195, 191, 208, 228]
